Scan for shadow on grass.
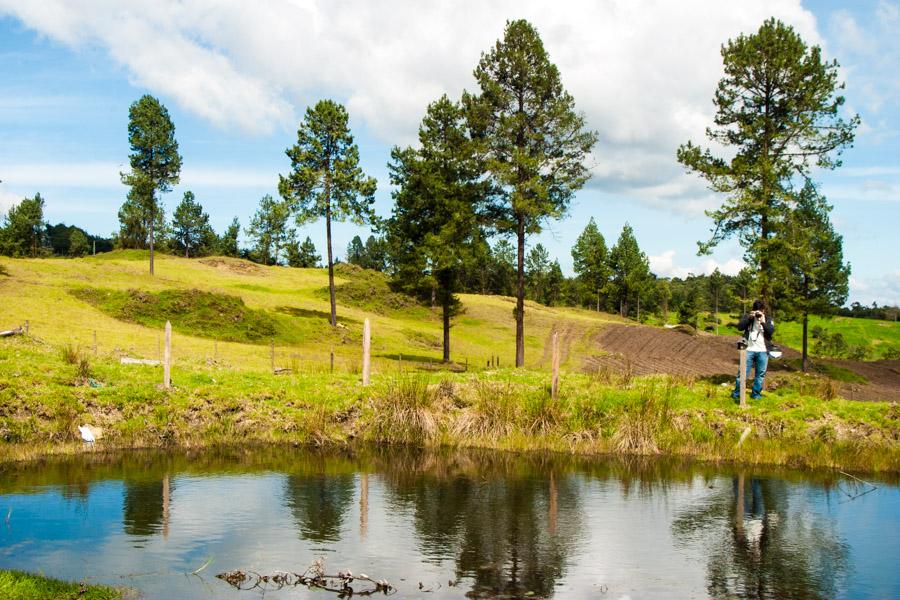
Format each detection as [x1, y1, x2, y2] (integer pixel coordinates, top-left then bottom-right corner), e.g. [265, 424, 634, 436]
[276, 306, 361, 327]
[377, 353, 468, 372]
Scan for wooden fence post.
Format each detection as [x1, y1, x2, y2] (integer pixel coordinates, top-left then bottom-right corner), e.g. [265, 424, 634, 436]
[270, 338, 275, 374]
[330, 347, 334, 374]
[551, 331, 560, 401]
[214, 338, 218, 361]
[93, 330, 98, 355]
[163, 321, 171, 389]
[739, 347, 747, 408]
[362, 318, 371, 386]
[24, 320, 29, 334]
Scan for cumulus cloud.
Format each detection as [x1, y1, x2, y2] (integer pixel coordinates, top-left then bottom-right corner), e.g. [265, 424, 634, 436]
[0, 185, 24, 213]
[850, 271, 900, 306]
[649, 249, 744, 279]
[0, 0, 820, 212]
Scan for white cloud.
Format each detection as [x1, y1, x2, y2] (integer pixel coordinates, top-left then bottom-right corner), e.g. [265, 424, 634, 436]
[0, 185, 23, 213]
[850, 271, 900, 306]
[0, 0, 820, 212]
[649, 249, 744, 279]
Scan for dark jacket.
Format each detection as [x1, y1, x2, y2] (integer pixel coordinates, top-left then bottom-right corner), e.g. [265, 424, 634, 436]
[737, 313, 775, 351]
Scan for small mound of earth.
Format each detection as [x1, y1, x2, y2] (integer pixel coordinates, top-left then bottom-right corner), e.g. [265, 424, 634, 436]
[199, 257, 264, 275]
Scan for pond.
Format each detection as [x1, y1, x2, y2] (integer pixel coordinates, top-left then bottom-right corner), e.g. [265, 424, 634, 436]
[0, 447, 897, 599]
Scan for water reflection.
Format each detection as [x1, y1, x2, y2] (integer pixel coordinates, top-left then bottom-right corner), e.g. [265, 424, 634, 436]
[673, 472, 849, 599]
[381, 450, 582, 598]
[0, 448, 896, 600]
[284, 473, 355, 543]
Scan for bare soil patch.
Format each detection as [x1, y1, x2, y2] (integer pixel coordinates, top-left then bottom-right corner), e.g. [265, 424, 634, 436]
[199, 257, 264, 275]
[583, 323, 899, 402]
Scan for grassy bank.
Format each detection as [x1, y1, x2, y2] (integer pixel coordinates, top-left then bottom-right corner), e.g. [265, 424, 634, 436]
[1, 334, 897, 473]
[0, 570, 123, 600]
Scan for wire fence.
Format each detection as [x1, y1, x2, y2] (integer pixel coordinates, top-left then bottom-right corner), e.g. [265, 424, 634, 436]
[6, 317, 508, 379]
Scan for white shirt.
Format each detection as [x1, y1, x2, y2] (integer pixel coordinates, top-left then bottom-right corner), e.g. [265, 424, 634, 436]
[746, 317, 768, 352]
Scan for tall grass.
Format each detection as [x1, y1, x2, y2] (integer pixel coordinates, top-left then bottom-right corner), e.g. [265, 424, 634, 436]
[368, 376, 439, 444]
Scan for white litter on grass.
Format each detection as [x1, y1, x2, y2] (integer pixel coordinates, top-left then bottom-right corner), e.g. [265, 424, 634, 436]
[78, 425, 96, 443]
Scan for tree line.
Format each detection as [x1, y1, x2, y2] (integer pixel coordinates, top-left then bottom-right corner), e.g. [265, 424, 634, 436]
[2, 18, 891, 369]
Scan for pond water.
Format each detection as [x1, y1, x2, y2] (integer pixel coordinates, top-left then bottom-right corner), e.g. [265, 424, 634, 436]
[0, 447, 897, 599]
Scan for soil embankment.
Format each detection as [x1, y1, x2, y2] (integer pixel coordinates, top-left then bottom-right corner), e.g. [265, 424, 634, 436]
[583, 323, 899, 402]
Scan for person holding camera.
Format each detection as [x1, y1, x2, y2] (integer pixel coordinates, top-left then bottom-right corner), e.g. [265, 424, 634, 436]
[732, 299, 775, 401]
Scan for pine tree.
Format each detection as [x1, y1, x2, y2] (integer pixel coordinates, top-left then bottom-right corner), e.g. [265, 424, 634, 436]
[279, 100, 377, 326]
[0, 193, 47, 257]
[68, 229, 90, 257]
[465, 19, 597, 366]
[386, 95, 484, 362]
[346, 235, 366, 266]
[171, 191, 213, 258]
[246, 194, 289, 265]
[607, 224, 651, 318]
[572, 217, 610, 311]
[287, 235, 321, 268]
[778, 183, 850, 371]
[219, 217, 241, 257]
[120, 95, 182, 275]
[678, 19, 858, 302]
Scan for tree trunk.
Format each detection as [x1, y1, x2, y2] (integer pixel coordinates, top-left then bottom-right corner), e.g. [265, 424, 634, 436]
[596, 290, 600, 312]
[442, 299, 451, 363]
[515, 214, 525, 367]
[802, 311, 809, 373]
[714, 291, 719, 336]
[636, 296, 641, 322]
[325, 191, 337, 328]
[149, 201, 155, 276]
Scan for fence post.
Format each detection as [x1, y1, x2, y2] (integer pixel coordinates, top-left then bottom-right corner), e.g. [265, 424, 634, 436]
[214, 338, 218, 362]
[270, 338, 275, 374]
[739, 347, 747, 408]
[330, 347, 334, 374]
[362, 318, 371, 386]
[93, 330, 98, 355]
[24, 320, 29, 334]
[163, 321, 172, 389]
[551, 331, 560, 401]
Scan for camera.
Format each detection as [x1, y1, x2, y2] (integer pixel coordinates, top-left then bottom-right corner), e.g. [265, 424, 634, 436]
[752, 310, 764, 319]
[737, 339, 748, 350]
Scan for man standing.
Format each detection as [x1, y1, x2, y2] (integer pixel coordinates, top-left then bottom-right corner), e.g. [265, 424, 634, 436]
[732, 300, 775, 401]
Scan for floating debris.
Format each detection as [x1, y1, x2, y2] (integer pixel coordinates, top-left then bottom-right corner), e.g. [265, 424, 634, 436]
[216, 557, 394, 596]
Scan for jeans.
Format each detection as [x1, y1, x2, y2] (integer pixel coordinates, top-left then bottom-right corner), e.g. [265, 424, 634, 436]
[732, 350, 768, 399]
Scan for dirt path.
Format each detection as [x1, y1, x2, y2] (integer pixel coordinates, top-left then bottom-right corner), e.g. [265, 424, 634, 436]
[583, 323, 899, 402]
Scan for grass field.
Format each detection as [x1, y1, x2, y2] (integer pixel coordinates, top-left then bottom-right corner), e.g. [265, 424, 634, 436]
[0, 252, 897, 473]
[0, 570, 123, 600]
[714, 311, 900, 360]
[0, 251, 616, 374]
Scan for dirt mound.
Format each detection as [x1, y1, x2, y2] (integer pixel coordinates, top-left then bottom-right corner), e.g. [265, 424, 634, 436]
[583, 323, 899, 402]
[199, 257, 264, 275]
[831, 358, 900, 402]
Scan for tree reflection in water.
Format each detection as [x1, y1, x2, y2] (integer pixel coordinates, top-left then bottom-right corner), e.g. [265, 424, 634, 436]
[284, 472, 355, 543]
[672, 472, 848, 599]
[383, 451, 583, 599]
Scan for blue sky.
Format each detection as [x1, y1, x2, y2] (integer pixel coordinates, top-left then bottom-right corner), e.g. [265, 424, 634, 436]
[0, 0, 897, 305]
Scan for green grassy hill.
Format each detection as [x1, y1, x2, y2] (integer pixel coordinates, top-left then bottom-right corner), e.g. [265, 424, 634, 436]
[0, 251, 618, 374]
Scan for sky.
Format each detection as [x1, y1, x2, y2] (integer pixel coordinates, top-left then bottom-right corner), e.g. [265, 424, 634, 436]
[0, 0, 897, 306]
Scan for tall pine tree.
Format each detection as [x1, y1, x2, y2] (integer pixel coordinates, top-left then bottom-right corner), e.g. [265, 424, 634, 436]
[387, 96, 484, 362]
[678, 18, 857, 302]
[779, 183, 850, 371]
[572, 217, 610, 311]
[465, 19, 597, 367]
[120, 95, 182, 275]
[279, 100, 377, 326]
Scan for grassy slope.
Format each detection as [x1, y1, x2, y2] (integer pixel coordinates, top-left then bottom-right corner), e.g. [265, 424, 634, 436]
[0, 570, 122, 600]
[0, 252, 897, 472]
[714, 311, 900, 360]
[0, 251, 613, 372]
